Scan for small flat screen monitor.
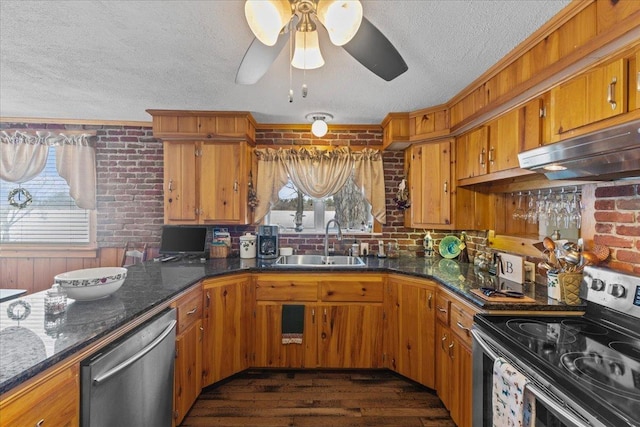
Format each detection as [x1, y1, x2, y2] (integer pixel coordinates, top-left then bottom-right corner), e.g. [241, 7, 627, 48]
[159, 226, 207, 256]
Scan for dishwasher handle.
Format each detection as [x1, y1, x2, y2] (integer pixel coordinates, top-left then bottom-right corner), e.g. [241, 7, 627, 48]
[93, 319, 177, 386]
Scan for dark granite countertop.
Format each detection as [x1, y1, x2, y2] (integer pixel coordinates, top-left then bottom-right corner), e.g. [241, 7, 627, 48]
[0, 255, 582, 395]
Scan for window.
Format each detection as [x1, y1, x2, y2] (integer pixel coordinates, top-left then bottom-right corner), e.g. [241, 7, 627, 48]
[0, 148, 91, 245]
[265, 175, 373, 233]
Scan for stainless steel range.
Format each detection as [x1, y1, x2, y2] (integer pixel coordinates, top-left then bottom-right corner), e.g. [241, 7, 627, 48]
[472, 266, 640, 427]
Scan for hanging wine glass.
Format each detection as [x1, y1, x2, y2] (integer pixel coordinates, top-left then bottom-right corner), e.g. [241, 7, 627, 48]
[557, 189, 570, 229]
[526, 191, 538, 224]
[570, 191, 582, 229]
[512, 192, 525, 220]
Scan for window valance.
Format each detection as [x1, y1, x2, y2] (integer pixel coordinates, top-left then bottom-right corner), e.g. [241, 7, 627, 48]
[255, 146, 386, 224]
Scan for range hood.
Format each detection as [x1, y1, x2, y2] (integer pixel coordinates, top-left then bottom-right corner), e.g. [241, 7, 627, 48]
[518, 119, 640, 180]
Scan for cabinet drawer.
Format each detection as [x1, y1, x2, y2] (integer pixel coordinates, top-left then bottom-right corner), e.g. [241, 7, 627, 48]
[450, 302, 474, 347]
[175, 287, 202, 334]
[435, 293, 451, 325]
[1, 365, 79, 427]
[255, 278, 318, 301]
[320, 279, 383, 302]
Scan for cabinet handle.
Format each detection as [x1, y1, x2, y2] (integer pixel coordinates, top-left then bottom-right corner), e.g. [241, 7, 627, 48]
[186, 307, 198, 315]
[206, 291, 210, 309]
[233, 181, 239, 192]
[436, 306, 447, 313]
[607, 77, 617, 110]
[168, 179, 174, 193]
[456, 321, 470, 335]
[443, 181, 448, 194]
[449, 341, 455, 358]
[488, 147, 495, 164]
[427, 293, 432, 309]
[479, 148, 486, 168]
[441, 334, 448, 351]
[539, 107, 546, 118]
[323, 308, 327, 323]
[312, 309, 315, 324]
[36, 420, 45, 427]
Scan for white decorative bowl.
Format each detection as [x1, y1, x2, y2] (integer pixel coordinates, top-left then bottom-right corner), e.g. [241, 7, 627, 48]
[55, 267, 127, 301]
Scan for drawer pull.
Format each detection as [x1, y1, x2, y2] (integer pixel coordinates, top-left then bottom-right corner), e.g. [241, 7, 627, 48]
[456, 321, 471, 335]
[186, 307, 198, 315]
[36, 420, 45, 427]
[436, 306, 447, 313]
[427, 294, 432, 309]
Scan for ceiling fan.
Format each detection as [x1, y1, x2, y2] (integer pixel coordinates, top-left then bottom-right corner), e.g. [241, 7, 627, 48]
[236, 0, 408, 85]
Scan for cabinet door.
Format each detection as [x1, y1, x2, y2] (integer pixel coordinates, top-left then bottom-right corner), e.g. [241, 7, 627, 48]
[488, 108, 521, 173]
[318, 304, 384, 368]
[449, 337, 473, 427]
[405, 140, 452, 228]
[174, 318, 202, 426]
[164, 141, 197, 223]
[202, 276, 253, 386]
[0, 365, 79, 427]
[435, 322, 452, 409]
[455, 127, 488, 179]
[200, 142, 243, 223]
[254, 303, 317, 368]
[383, 280, 400, 371]
[395, 279, 436, 388]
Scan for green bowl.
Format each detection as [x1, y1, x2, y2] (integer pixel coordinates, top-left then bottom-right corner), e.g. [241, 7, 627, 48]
[439, 235, 462, 259]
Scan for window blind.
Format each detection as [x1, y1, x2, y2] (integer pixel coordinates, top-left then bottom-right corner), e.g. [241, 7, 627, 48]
[0, 149, 90, 244]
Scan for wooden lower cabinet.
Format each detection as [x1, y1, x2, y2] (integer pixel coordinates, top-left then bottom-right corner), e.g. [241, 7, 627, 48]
[0, 365, 79, 427]
[254, 273, 384, 369]
[202, 275, 254, 386]
[254, 302, 318, 368]
[384, 275, 436, 388]
[435, 290, 477, 427]
[174, 318, 202, 426]
[318, 303, 384, 368]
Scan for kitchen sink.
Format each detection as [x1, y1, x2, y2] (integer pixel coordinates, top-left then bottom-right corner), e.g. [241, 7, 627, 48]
[273, 254, 366, 267]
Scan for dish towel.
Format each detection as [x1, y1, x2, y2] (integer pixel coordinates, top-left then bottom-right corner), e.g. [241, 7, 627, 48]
[281, 304, 304, 344]
[492, 357, 536, 427]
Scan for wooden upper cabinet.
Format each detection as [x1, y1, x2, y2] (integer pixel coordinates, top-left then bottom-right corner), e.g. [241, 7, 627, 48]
[550, 57, 627, 140]
[404, 139, 453, 229]
[487, 108, 522, 173]
[633, 50, 640, 111]
[409, 106, 449, 141]
[381, 113, 410, 150]
[163, 140, 254, 225]
[164, 141, 198, 224]
[455, 127, 488, 180]
[147, 110, 256, 141]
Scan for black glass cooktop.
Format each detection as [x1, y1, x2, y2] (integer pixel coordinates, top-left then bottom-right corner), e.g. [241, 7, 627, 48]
[476, 314, 640, 426]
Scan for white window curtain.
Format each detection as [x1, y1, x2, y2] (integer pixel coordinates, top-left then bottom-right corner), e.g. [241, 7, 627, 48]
[0, 130, 97, 209]
[255, 146, 386, 224]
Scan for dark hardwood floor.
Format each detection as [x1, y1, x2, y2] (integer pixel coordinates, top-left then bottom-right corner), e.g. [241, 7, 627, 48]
[180, 369, 455, 426]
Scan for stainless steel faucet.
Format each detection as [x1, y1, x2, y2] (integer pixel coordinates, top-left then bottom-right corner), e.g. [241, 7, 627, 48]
[324, 219, 343, 257]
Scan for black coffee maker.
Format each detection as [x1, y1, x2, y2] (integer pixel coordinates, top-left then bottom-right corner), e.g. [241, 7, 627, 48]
[257, 225, 279, 259]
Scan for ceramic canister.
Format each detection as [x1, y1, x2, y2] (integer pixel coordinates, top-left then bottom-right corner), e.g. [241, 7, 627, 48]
[547, 271, 561, 300]
[239, 233, 257, 259]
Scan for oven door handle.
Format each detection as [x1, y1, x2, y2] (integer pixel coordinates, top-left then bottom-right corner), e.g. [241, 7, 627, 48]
[471, 328, 591, 427]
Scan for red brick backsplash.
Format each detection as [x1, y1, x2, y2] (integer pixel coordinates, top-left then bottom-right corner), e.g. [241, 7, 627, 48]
[594, 183, 640, 273]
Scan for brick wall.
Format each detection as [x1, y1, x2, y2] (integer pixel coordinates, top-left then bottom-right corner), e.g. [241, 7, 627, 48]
[594, 183, 640, 274]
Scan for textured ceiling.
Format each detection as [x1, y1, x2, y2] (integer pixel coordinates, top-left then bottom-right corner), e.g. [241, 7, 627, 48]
[0, 0, 571, 125]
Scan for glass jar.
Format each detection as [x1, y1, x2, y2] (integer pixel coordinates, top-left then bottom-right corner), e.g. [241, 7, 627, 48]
[387, 240, 399, 258]
[45, 284, 67, 316]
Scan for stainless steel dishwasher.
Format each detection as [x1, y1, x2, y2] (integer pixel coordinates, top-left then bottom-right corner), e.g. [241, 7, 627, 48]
[81, 308, 177, 427]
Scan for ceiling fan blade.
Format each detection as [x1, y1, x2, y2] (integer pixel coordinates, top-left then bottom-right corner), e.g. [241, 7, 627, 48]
[342, 16, 408, 81]
[236, 16, 298, 85]
[235, 34, 289, 85]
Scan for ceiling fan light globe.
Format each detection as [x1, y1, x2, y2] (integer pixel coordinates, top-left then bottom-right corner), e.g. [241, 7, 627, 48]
[245, 0, 290, 46]
[291, 30, 325, 70]
[316, 0, 363, 46]
[311, 119, 328, 137]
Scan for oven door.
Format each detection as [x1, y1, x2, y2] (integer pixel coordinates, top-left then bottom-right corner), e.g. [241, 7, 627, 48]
[471, 327, 595, 427]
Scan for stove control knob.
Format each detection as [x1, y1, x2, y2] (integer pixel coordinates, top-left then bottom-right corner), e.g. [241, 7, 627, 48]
[591, 278, 605, 291]
[607, 283, 626, 298]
